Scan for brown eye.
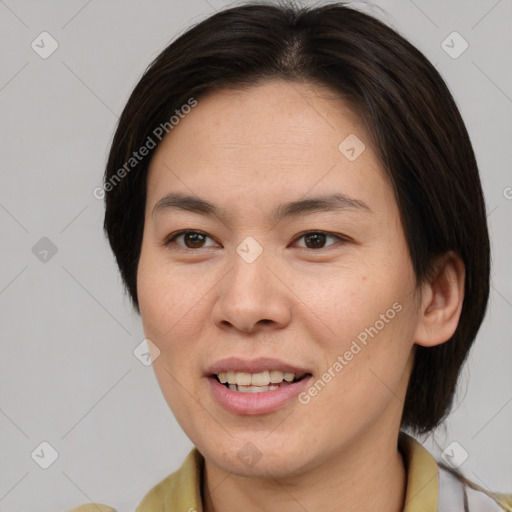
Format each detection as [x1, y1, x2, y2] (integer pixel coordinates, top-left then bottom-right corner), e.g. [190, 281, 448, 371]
[296, 231, 343, 249]
[183, 232, 206, 248]
[165, 230, 218, 249]
[304, 232, 327, 249]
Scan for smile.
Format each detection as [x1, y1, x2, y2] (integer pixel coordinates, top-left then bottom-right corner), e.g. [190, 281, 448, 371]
[207, 373, 313, 415]
[214, 370, 308, 393]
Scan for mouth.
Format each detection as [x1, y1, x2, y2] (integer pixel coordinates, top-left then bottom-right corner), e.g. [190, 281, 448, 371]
[205, 357, 314, 414]
[207, 369, 313, 415]
[211, 370, 311, 393]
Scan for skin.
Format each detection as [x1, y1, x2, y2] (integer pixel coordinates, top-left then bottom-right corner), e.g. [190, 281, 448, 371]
[137, 80, 465, 512]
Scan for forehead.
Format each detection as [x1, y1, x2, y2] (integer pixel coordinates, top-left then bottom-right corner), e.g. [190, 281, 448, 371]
[145, 80, 393, 218]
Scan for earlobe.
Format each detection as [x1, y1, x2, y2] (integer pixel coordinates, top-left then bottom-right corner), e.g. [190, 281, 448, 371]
[414, 252, 466, 348]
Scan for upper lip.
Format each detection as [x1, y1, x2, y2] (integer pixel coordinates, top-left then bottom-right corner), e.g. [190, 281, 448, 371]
[206, 357, 312, 376]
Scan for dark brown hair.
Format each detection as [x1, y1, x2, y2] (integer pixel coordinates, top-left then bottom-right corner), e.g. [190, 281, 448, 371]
[103, 1, 490, 433]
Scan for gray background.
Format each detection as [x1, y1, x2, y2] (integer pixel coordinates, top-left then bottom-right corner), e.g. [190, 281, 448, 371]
[0, 0, 511, 510]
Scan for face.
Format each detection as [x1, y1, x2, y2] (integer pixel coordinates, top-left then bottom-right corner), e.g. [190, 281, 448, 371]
[137, 80, 423, 478]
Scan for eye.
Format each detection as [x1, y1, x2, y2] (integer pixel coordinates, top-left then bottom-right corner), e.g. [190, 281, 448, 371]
[164, 230, 348, 251]
[293, 231, 346, 249]
[164, 230, 219, 249]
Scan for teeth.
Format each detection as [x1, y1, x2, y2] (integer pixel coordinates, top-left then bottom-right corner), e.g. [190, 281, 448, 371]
[251, 371, 270, 386]
[269, 370, 284, 383]
[218, 370, 297, 386]
[236, 372, 252, 386]
[226, 383, 289, 393]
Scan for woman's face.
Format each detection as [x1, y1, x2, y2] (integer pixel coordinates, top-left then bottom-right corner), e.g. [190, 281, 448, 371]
[137, 80, 424, 477]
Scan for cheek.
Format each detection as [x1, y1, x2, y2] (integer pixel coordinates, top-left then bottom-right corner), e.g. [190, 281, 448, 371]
[136, 250, 215, 413]
[137, 254, 206, 419]
[300, 256, 418, 404]
[137, 249, 202, 341]
[315, 289, 417, 407]
[297, 258, 408, 341]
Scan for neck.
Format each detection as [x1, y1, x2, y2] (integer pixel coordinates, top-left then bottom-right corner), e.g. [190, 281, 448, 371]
[202, 429, 407, 512]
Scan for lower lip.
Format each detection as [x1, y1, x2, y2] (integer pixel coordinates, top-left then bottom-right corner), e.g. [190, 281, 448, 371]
[207, 375, 312, 415]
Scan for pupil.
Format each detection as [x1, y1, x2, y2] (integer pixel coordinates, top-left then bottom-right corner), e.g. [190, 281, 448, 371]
[305, 233, 326, 249]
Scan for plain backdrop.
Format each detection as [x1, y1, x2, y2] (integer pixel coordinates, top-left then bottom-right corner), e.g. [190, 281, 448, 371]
[0, 0, 511, 510]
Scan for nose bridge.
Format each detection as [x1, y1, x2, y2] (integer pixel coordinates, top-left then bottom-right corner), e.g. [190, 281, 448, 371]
[214, 238, 290, 331]
[227, 240, 271, 304]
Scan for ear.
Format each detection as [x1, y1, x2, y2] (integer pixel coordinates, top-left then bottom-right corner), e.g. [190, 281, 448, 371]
[414, 251, 465, 347]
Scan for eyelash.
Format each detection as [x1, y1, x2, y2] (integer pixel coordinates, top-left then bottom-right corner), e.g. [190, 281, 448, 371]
[163, 229, 349, 251]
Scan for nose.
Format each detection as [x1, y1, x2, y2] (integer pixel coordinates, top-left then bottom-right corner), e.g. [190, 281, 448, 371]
[212, 246, 292, 334]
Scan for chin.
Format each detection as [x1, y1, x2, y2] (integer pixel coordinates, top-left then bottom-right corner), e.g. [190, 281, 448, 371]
[200, 436, 322, 480]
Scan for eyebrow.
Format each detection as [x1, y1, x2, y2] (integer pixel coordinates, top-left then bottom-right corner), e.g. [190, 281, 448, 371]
[152, 192, 372, 222]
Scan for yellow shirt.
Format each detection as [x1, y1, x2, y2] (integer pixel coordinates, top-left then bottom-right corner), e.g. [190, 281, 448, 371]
[67, 433, 511, 512]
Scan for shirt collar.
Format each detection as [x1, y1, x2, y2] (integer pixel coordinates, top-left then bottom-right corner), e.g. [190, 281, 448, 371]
[137, 432, 440, 512]
[399, 431, 439, 512]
